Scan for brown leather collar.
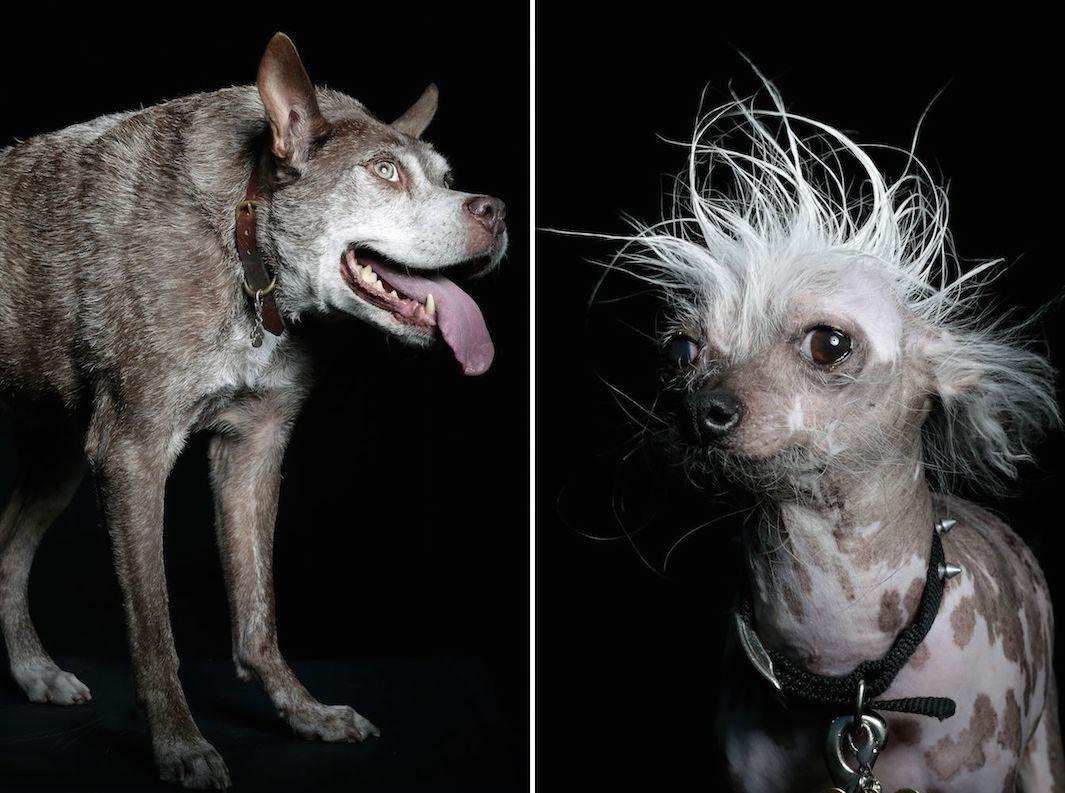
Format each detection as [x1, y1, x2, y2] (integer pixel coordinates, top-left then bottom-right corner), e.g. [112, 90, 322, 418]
[235, 147, 285, 346]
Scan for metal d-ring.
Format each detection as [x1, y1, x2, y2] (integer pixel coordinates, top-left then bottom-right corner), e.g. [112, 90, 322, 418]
[241, 276, 277, 301]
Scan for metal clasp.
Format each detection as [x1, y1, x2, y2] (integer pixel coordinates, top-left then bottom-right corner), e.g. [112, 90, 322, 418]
[234, 198, 258, 221]
[824, 707, 888, 793]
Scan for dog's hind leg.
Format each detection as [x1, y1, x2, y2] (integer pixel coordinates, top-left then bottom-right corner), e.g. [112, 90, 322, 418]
[208, 391, 379, 743]
[0, 417, 89, 705]
[1018, 670, 1065, 792]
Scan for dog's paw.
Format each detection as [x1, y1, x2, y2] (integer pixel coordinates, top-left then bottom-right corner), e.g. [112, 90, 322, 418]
[156, 737, 231, 790]
[12, 660, 91, 705]
[285, 702, 381, 743]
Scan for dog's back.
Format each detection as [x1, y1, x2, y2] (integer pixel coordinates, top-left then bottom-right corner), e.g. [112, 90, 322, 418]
[0, 87, 275, 412]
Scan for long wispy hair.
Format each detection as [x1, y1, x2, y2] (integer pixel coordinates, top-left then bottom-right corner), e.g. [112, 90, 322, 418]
[585, 76, 1059, 495]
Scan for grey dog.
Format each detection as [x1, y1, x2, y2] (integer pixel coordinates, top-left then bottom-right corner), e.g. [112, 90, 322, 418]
[0, 33, 506, 789]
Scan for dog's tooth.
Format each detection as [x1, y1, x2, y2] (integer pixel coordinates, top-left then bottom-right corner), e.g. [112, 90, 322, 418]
[390, 290, 398, 299]
[375, 280, 384, 291]
[425, 294, 435, 316]
[361, 264, 375, 283]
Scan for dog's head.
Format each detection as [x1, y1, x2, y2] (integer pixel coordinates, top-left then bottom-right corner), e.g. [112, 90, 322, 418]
[611, 86, 1058, 498]
[255, 34, 506, 375]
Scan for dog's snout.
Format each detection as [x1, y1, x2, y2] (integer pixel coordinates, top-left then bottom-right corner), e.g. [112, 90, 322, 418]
[464, 195, 506, 234]
[688, 389, 743, 443]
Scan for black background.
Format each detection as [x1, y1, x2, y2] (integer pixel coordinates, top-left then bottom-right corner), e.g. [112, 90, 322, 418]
[0, 11, 527, 792]
[536, 13, 1062, 791]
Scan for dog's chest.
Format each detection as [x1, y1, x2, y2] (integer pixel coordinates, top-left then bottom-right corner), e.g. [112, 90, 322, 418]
[724, 518, 1047, 792]
[208, 326, 287, 392]
[720, 648, 1019, 793]
[191, 326, 309, 428]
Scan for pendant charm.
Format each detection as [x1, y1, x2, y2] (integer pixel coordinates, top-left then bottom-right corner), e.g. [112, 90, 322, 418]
[250, 288, 266, 348]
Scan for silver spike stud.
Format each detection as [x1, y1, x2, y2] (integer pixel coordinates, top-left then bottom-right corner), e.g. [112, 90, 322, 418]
[938, 561, 963, 581]
[936, 517, 957, 535]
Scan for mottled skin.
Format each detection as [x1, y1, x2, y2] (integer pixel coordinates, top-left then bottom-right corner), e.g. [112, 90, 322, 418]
[721, 493, 1062, 792]
[0, 35, 505, 789]
[662, 269, 1061, 791]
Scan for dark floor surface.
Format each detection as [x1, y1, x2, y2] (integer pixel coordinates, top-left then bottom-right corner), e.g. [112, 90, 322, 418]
[0, 655, 523, 792]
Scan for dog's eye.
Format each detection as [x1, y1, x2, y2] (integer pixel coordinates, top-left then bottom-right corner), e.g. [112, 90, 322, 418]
[801, 326, 852, 366]
[373, 161, 400, 182]
[665, 335, 700, 369]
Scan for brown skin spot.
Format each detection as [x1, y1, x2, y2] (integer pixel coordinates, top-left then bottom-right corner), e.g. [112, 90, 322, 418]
[1001, 767, 1017, 793]
[902, 576, 924, 617]
[997, 688, 1021, 753]
[782, 581, 805, 620]
[832, 557, 856, 600]
[910, 642, 931, 670]
[878, 589, 903, 635]
[1041, 673, 1065, 793]
[926, 693, 998, 780]
[891, 716, 923, 746]
[951, 596, 977, 649]
[793, 561, 813, 595]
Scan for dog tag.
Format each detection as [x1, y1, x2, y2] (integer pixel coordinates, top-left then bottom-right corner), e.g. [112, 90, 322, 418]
[250, 289, 266, 348]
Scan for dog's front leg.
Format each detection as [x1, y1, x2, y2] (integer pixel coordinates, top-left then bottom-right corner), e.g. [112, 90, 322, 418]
[88, 419, 231, 790]
[208, 393, 379, 743]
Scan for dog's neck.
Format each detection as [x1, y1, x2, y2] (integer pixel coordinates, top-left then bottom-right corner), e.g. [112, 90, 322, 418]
[745, 460, 936, 676]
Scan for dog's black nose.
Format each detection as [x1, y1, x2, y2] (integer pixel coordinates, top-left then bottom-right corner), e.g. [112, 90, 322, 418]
[464, 195, 506, 234]
[688, 389, 743, 443]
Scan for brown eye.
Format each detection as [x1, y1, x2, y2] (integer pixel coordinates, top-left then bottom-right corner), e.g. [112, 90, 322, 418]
[801, 326, 852, 366]
[665, 334, 700, 369]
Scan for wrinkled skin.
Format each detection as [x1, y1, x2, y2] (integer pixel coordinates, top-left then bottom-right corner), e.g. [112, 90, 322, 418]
[666, 268, 1063, 791]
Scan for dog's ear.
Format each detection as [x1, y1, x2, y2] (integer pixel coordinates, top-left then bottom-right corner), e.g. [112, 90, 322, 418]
[918, 323, 1058, 489]
[391, 84, 439, 139]
[257, 33, 330, 167]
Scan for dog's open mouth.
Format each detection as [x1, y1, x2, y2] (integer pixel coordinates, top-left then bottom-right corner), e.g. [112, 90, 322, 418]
[340, 245, 495, 376]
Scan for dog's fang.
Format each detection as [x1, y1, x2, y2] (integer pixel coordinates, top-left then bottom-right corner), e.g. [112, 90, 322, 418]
[426, 294, 435, 315]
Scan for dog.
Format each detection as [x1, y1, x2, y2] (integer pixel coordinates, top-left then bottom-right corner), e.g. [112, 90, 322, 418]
[600, 81, 1063, 791]
[0, 33, 506, 789]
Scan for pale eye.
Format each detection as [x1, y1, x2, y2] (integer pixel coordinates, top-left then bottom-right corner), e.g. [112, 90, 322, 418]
[373, 160, 400, 182]
[801, 326, 852, 366]
[665, 334, 700, 369]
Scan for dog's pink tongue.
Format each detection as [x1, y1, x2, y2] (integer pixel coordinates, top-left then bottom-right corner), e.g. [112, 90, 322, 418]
[374, 264, 494, 376]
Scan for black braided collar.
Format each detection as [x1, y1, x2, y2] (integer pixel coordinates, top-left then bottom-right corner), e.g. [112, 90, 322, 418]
[735, 529, 956, 721]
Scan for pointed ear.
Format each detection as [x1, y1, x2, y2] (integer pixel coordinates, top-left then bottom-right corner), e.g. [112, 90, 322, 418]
[391, 84, 439, 139]
[256, 33, 330, 167]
